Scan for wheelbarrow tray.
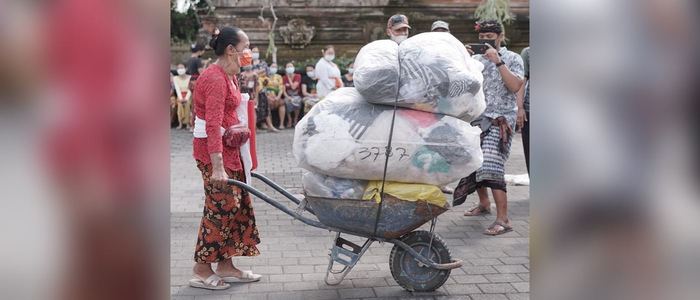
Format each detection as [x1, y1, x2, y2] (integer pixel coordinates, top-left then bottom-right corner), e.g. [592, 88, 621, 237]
[305, 194, 447, 239]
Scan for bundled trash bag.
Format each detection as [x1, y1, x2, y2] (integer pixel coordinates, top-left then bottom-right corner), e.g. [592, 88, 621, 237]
[363, 181, 448, 208]
[302, 171, 367, 199]
[354, 32, 486, 121]
[293, 87, 483, 186]
[352, 40, 400, 105]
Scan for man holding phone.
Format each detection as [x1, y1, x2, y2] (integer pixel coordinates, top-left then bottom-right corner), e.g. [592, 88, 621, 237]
[461, 20, 524, 236]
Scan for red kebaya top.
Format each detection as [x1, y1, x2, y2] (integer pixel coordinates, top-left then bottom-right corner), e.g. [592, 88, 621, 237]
[192, 64, 243, 171]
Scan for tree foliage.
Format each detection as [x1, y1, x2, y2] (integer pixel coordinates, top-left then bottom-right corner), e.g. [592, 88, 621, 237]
[474, 0, 514, 24]
[170, 0, 205, 43]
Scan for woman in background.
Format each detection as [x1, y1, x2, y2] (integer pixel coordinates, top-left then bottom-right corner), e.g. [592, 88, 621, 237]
[342, 61, 354, 87]
[283, 62, 302, 127]
[314, 45, 342, 99]
[172, 64, 192, 130]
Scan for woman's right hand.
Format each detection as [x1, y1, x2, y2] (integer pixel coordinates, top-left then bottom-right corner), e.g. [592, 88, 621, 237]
[209, 153, 228, 186]
[211, 166, 228, 185]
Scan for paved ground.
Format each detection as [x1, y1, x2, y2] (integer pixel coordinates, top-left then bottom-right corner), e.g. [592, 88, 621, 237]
[171, 127, 530, 300]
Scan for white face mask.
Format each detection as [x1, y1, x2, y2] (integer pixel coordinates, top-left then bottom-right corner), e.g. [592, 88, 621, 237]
[347, 68, 354, 74]
[306, 71, 315, 78]
[252, 52, 260, 60]
[391, 35, 408, 44]
[285, 67, 295, 74]
[269, 68, 278, 74]
[324, 54, 335, 61]
[176, 68, 186, 75]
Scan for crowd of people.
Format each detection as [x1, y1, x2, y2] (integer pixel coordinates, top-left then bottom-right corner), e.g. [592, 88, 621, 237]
[179, 14, 530, 290]
[170, 42, 355, 133]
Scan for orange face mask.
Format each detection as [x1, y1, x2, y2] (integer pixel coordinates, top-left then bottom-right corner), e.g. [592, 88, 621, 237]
[238, 49, 253, 67]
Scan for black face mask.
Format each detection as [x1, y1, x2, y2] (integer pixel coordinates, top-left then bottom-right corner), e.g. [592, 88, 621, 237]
[479, 39, 498, 48]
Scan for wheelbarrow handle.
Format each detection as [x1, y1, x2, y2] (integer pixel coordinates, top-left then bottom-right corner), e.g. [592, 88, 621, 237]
[226, 178, 328, 230]
[251, 172, 313, 214]
[390, 238, 464, 270]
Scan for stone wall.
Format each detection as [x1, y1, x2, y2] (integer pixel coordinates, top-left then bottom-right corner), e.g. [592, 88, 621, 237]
[171, 0, 529, 65]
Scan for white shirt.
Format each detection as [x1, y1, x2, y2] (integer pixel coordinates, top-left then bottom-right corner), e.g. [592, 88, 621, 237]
[314, 57, 341, 98]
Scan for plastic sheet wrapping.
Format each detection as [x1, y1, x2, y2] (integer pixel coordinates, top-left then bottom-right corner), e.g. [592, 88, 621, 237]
[302, 171, 367, 199]
[353, 32, 486, 120]
[293, 88, 483, 186]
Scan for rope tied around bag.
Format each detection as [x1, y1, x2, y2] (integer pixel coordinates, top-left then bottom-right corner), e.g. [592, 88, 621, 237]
[372, 43, 403, 237]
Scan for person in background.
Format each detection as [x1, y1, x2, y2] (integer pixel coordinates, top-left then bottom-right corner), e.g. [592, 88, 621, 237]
[314, 45, 342, 99]
[240, 63, 275, 133]
[258, 63, 286, 129]
[258, 77, 282, 131]
[517, 46, 530, 175]
[302, 64, 320, 113]
[386, 14, 411, 44]
[188, 75, 197, 132]
[283, 62, 303, 127]
[173, 64, 193, 130]
[186, 43, 206, 77]
[461, 20, 524, 236]
[431, 20, 450, 32]
[170, 75, 179, 128]
[240, 62, 277, 133]
[201, 15, 219, 36]
[198, 58, 211, 75]
[342, 61, 355, 87]
[191, 26, 262, 290]
[254, 83, 275, 132]
[251, 47, 268, 74]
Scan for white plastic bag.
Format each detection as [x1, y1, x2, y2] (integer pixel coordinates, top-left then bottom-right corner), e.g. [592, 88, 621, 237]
[293, 88, 483, 185]
[353, 40, 400, 105]
[302, 171, 367, 199]
[354, 32, 486, 121]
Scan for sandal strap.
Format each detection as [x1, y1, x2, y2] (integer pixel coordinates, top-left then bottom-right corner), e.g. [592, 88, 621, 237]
[470, 205, 489, 213]
[489, 220, 512, 230]
[203, 274, 224, 286]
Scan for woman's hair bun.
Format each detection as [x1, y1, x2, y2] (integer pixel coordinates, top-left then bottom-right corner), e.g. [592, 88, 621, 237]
[209, 34, 219, 50]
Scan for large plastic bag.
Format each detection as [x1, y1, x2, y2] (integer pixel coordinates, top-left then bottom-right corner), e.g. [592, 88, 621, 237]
[293, 87, 483, 186]
[352, 40, 400, 105]
[302, 171, 367, 199]
[354, 32, 486, 121]
[363, 181, 447, 208]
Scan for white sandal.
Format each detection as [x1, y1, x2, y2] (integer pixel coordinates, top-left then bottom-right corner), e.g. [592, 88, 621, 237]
[188, 274, 230, 290]
[220, 270, 262, 283]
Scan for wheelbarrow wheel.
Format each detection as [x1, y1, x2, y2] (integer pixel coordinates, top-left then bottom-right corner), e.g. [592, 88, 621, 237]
[389, 230, 452, 292]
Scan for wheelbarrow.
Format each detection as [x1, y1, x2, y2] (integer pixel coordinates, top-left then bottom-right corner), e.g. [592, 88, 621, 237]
[228, 172, 463, 292]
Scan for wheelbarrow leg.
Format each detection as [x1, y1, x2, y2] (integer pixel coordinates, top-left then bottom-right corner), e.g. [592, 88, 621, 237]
[324, 232, 373, 286]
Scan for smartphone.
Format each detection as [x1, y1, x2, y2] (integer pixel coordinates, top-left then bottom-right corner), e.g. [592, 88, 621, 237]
[467, 43, 489, 55]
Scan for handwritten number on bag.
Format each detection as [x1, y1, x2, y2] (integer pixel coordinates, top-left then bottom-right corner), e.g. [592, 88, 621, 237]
[371, 147, 381, 161]
[358, 147, 372, 160]
[358, 147, 410, 161]
[396, 147, 409, 161]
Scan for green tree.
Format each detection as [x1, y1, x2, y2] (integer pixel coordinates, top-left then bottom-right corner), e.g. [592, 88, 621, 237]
[170, 0, 206, 43]
[474, 0, 514, 24]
